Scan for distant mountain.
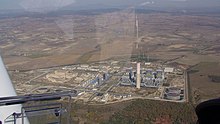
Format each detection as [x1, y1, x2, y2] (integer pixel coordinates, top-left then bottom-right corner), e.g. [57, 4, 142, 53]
[1, 0, 220, 12]
[0, 0, 220, 17]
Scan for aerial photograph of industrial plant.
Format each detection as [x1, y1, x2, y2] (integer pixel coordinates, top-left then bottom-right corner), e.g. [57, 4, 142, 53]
[0, 0, 220, 124]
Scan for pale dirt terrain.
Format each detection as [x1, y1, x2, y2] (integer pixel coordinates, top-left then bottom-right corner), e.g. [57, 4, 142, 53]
[188, 62, 220, 104]
[0, 11, 220, 70]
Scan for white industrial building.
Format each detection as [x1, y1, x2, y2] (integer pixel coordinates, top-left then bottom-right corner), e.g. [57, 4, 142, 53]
[164, 67, 174, 73]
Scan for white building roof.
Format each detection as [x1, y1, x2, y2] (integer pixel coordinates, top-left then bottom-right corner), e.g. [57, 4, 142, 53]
[164, 67, 174, 72]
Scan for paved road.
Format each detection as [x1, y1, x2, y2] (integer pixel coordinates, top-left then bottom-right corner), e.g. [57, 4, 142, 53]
[27, 71, 51, 93]
[184, 71, 189, 102]
[26, 71, 50, 84]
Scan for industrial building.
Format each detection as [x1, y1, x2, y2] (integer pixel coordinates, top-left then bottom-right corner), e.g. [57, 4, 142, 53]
[164, 67, 174, 73]
[120, 64, 165, 88]
[88, 72, 110, 88]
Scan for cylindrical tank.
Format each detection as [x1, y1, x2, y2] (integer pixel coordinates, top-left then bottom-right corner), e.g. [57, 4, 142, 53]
[166, 93, 181, 100]
[167, 87, 181, 94]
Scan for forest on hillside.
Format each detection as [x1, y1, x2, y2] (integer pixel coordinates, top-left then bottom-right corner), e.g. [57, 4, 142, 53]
[102, 99, 197, 124]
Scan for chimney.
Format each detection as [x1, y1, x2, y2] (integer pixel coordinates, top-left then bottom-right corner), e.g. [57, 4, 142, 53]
[136, 62, 141, 89]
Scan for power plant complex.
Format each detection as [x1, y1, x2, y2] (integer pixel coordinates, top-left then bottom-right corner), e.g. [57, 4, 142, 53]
[120, 63, 165, 88]
[119, 62, 185, 101]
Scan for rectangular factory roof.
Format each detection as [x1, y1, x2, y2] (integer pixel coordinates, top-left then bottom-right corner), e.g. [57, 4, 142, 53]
[164, 67, 174, 72]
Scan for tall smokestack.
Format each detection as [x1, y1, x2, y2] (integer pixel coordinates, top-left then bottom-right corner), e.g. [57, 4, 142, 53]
[136, 62, 141, 89]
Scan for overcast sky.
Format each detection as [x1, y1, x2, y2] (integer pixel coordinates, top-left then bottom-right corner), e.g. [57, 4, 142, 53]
[0, 0, 220, 11]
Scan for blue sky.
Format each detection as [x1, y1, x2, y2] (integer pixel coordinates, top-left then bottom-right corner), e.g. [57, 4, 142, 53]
[0, 0, 220, 10]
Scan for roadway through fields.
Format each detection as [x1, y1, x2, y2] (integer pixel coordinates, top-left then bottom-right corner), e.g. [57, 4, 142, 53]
[184, 71, 189, 102]
[27, 70, 51, 94]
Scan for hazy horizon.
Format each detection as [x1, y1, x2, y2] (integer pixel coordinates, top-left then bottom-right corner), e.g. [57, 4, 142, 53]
[0, 0, 220, 12]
